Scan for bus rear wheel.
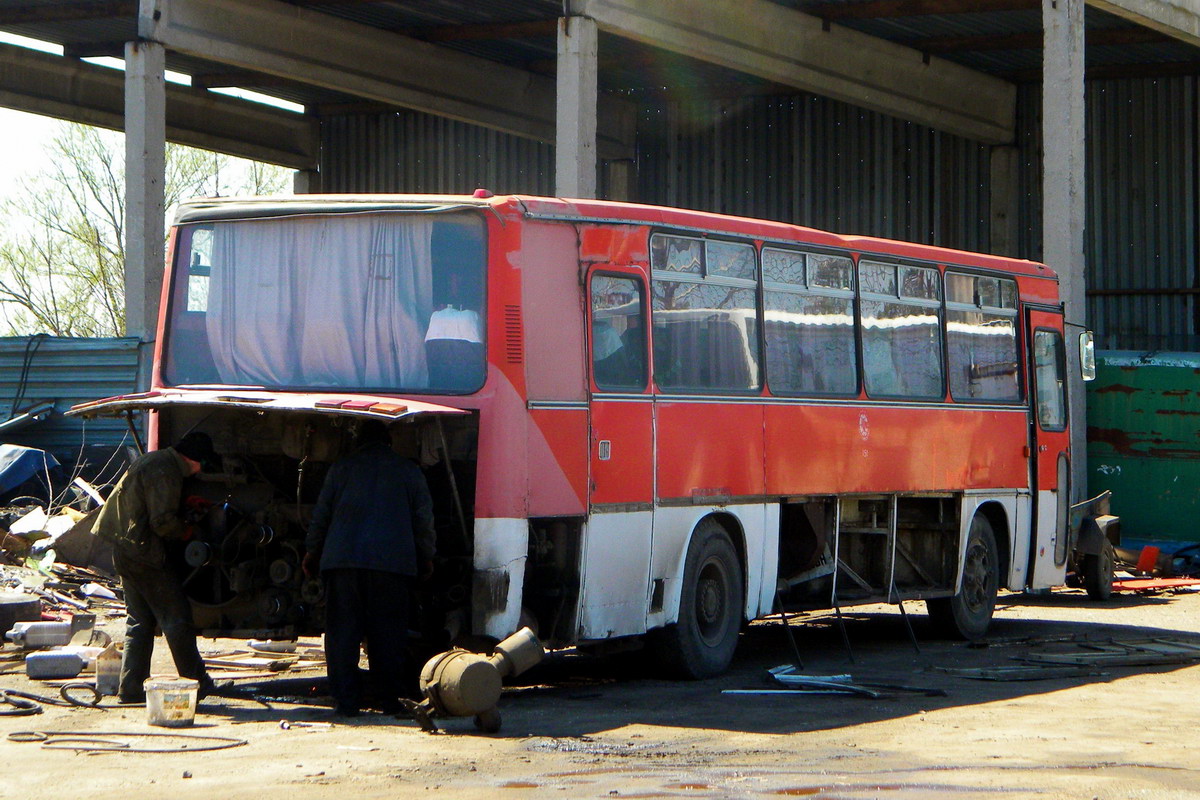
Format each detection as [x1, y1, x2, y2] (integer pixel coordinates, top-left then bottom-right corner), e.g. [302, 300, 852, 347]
[653, 519, 743, 680]
[926, 514, 999, 640]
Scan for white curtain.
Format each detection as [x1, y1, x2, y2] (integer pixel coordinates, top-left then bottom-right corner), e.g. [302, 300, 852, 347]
[206, 214, 434, 388]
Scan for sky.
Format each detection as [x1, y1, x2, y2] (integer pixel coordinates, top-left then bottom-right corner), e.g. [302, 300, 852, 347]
[0, 30, 302, 198]
[0, 108, 63, 196]
[0, 31, 302, 334]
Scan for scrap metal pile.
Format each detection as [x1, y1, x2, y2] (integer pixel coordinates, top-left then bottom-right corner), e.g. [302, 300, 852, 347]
[1108, 543, 1200, 593]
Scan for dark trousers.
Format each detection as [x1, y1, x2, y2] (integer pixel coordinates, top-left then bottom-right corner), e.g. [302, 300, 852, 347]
[114, 549, 209, 700]
[323, 568, 411, 712]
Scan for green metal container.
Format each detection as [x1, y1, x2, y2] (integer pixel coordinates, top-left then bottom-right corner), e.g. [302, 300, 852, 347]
[1087, 351, 1200, 542]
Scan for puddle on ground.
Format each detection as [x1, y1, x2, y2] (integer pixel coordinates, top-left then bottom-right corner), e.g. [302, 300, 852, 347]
[773, 784, 1011, 797]
[526, 736, 659, 756]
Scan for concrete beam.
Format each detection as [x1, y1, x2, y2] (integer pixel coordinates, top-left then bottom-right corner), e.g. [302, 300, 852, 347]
[556, 16, 598, 199]
[141, 0, 635, 158]
[0, 43, 318, 168]
[572, 0, 1016, 144]
[1088, 0, 1200, 48]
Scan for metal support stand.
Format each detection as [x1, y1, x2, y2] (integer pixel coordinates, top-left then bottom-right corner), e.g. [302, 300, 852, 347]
[893, 581, 922, 656]
[124, 410, 144, 455]
[833, 602, 854, 664]
[436, 418, 471, 553]
[774, 589, 804, 670]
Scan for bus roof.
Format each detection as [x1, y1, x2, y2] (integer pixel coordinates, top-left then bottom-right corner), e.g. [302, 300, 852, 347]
[174, 193, 1056, 282]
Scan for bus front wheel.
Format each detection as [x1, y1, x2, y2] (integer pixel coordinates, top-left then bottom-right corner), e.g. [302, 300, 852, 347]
[926, 514, 999, 640]
[1082, 539, 1115, 600]
[653, 518, 744, 679]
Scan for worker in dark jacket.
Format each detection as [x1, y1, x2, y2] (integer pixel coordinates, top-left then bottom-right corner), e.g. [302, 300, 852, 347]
[303, 420, 435, 716]
[95, 432, 221, 703]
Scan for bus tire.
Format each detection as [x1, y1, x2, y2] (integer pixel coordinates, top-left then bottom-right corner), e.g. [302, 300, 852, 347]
[926, 514, 999, 641]
[653, 518, 743, 680]
[1082, 540, 1115, 601]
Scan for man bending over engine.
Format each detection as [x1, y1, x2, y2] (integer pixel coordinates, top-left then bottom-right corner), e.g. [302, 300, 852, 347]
[95, 432, 222, 703]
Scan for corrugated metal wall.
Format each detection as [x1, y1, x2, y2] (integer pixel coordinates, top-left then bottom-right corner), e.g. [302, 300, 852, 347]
[321, 112, 555, 195]
[321, 77, 1199, 351]
[0, 336, 139, 459]
[635, 94, 991, 252]
[1019, 78, 1200, 352]
[318, 94, 991, 251]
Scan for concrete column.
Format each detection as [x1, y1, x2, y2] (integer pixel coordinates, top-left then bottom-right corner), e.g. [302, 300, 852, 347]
[293, 169, 322, 194]
[604, 159, 634, 202]
[556, 15, 598, 198]
[989, 145, 1020, 258]
[124, 39, 166, 389]
[1042, 0, 1088, 499]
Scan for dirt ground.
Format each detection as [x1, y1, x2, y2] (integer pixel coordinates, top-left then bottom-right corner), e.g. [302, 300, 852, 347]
[3, 586, 1200, 800]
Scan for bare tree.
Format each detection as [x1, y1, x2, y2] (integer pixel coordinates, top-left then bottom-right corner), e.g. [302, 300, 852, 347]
[0, 123, 291, 337]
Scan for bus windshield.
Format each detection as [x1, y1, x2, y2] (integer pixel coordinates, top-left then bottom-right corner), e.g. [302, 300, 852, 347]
[163, 210, 486, 394]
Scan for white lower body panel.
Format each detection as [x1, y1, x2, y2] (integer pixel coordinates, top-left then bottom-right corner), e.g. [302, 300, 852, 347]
[472, 517, 528, 639]
[578, 510, 653, 640]
[646, 504, 775, 632]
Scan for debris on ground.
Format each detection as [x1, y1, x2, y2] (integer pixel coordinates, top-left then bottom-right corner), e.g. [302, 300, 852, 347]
[1112, 540, 1200, 581]
[932, 664, 1103, 681]
[722, 665, 947, 699]
[1019, 637, 1200, 668]
[1111, 577, 1200, 593]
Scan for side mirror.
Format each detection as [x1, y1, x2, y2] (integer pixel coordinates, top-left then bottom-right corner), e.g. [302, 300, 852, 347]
[1079, 331, 1096, 381]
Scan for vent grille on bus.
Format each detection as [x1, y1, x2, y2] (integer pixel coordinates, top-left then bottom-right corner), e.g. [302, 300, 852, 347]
[504, 305, 524, 364]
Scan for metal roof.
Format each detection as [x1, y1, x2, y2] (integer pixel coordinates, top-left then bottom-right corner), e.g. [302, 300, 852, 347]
[2, 0, 1199, 116]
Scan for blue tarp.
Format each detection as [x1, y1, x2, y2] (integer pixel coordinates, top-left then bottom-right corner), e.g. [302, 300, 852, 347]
[0, 444, 60, 494]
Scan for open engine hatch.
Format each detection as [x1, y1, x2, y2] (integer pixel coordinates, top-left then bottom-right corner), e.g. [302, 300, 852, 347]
[68, 388, 468, 421]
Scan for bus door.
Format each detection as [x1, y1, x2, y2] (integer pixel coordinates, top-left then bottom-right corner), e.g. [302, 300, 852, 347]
[580, 268, 655, 638]
[1025, 309, 1071, 588]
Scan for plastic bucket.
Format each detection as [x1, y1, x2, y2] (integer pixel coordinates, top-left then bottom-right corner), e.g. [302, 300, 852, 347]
[144, 676, 199, 727]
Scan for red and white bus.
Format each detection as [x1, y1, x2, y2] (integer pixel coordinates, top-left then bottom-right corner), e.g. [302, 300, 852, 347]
[73, 193, 1107, 677]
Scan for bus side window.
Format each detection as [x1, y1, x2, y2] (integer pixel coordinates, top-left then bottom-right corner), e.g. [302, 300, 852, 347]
[860, 261, 944, 399]
[945, 273, 1021, 402]
[649, 234, 760, 393]
[590, 274, 646, 391]
[763, 248, 857, 396]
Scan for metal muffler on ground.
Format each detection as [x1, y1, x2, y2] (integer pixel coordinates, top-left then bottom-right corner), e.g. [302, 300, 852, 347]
[407, 627, 543, 733]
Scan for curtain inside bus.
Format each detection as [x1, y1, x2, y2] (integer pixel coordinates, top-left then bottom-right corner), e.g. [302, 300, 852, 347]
[165, 212, 486, 393]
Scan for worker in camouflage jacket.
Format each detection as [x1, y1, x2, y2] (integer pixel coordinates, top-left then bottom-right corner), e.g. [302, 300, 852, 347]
[303, 419, 435, 716]
[95, 432, 221, 703]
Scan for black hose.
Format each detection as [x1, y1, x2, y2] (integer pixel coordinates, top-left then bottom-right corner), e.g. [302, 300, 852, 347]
[8, 730, 248, 753]
[0, 690, 43, 716]
[0, 683, 104, 712]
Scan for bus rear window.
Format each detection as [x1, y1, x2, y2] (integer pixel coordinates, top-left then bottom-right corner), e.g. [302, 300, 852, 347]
[164, 211, 486, 393]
